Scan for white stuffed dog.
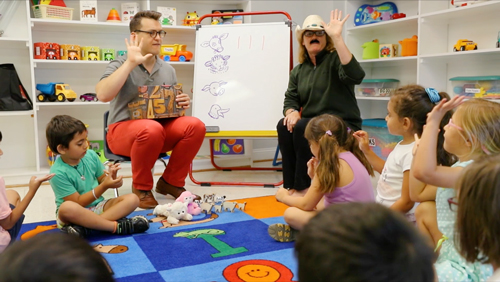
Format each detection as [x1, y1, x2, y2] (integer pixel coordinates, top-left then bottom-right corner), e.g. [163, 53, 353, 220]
[153, 202, 193, 225]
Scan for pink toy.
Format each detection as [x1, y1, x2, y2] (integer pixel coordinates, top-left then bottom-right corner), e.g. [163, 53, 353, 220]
[176, 191, 201, 215]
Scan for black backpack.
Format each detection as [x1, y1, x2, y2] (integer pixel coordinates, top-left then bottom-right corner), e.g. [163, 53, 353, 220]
[0, 63, 33, 111]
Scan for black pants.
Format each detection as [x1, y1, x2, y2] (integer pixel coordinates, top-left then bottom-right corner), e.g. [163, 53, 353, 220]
[277, 117, 313, 191]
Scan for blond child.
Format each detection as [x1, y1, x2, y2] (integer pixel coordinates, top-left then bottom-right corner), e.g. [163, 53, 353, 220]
[455, 154, 500, 281]
[268, 114, 374, 242]
[412, 97, 500, 281]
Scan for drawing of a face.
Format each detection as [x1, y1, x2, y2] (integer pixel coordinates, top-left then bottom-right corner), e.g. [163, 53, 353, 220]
[237, 265, 280, 281]
[223, 259, 295, 282]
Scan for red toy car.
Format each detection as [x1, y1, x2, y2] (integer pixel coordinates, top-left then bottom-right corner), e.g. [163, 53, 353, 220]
[391, 13, 406, 19]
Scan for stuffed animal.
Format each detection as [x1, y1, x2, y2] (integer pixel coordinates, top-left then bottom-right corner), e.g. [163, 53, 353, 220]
[175, 191, 201, 215]
[153, 202, 193, 224]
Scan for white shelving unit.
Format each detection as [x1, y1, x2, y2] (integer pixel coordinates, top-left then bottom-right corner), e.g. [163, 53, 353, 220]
[344, 0, 500, 119]
[2, 0, 498, 176]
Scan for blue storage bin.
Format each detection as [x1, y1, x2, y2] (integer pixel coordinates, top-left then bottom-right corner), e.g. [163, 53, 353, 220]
[362, 119, 403, 160]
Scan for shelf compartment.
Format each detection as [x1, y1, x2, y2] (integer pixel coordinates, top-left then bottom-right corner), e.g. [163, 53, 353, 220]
[347, 15, 418, 34]
[33, 59, 194, 69]
[31, 18, 196, 34]
[0, 110, 33, 116]
[0, 37, 29, 48]
[420, 1, 500, 22]
[419, 48, 500, 64]
[36, 101, 110, 108]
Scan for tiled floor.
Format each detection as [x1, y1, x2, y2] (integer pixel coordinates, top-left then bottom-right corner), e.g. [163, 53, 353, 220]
[4, 163, 283, 224]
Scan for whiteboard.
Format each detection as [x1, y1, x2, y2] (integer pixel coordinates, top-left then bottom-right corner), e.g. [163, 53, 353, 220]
[192, 22, 291, 135]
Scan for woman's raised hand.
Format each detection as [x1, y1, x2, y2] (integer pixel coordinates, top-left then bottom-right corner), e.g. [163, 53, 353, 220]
[323, 9, 349, 38]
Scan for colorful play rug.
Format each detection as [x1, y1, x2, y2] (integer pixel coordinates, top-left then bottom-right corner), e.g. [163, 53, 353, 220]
[17, 196, 298, 282]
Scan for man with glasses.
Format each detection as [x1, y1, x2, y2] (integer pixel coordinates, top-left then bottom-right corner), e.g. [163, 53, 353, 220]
[96, 10, 205, 209]
[277, 10, 365, 193]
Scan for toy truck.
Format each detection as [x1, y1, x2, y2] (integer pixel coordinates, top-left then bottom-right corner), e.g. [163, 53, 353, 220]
[36, 82, 77, 102]
[160, 44, 193, 62]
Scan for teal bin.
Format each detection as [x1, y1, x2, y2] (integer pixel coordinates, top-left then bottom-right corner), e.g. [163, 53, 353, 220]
[362, 119, 403, 160]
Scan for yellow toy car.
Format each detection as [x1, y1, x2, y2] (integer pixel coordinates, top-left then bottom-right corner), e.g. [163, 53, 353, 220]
[453, 39, 478, 52]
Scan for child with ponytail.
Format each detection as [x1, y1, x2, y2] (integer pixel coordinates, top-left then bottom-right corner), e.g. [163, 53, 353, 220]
[268, 114, 375, 242]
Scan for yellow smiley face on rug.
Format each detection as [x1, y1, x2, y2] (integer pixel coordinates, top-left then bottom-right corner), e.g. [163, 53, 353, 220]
[236, 264, 281, 281]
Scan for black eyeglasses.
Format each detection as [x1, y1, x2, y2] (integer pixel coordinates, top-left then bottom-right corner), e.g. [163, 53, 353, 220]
[304, 30, 326, 37]
[134, 30, 167, 38]
[447, 197, 458, 212]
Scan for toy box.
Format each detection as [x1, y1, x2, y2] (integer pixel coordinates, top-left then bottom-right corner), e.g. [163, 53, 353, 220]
[34, 42, 60, 60]
[60, 44, 80, 60]
[80, 0, 97, 21]
[211, 9, 243, 24]
[121, 2, 140, 23]
[32, 4, 73, 20]
[157, 6, 176, 26]
[379, 44, 398, 58]
[128, 84, 186, 120]
[355, 79, 399, 97]
[450, 76, 500, 99]
[100, 48, 115, 61]
[81, 46, 100, 60]
[362, 119, 403, 160]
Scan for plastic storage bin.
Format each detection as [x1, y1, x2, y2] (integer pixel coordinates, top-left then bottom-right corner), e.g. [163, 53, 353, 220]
[32, 5, 74, 20]
[450, 76, 500, 99]
[362, 119, 402, 160]
[355, 79, 399, 97]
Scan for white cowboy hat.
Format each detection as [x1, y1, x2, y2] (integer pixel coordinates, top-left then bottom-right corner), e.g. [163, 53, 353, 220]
[295, 15, 325, 43]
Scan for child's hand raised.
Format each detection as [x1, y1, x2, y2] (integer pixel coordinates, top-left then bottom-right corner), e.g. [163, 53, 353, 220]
[28, 173, 56, 193]
[307, 157, 318, 179]
[353, 130, 370, 153]
[102, 174, 123, 189]
[426, 96, 464, 125]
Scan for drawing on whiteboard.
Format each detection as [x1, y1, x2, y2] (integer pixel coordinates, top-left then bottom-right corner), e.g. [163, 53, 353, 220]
[208, 104, 230, 119]
[202, 81, 227, 96]
[200, 33, 229, 53]
[204, 55, 231, 74]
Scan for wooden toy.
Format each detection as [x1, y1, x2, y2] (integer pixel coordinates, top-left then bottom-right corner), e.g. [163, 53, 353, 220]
[399, 35, 418, 56]
[182, 11, 199, 26]
[100, 49, 115, 61]
[34, 42, 60, 60]
[160, 44, 193, 62]
[36, 82, 77, 102]
[362, 39, 379, 59]
[60, 44, 80, 60]
[106, 8, 121, 22]
[81, 46, 100, 60]
[128, 84, 186, 120]
[379, 44, 398, 58]
[354, 2, 398, 26]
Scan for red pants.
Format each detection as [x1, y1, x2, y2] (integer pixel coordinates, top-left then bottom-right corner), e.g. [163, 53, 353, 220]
[107, 116, 205, 191]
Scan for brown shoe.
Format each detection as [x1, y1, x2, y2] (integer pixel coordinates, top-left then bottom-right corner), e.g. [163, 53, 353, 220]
[155, 177, 201, 201]
[132, 187, 158, 209]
